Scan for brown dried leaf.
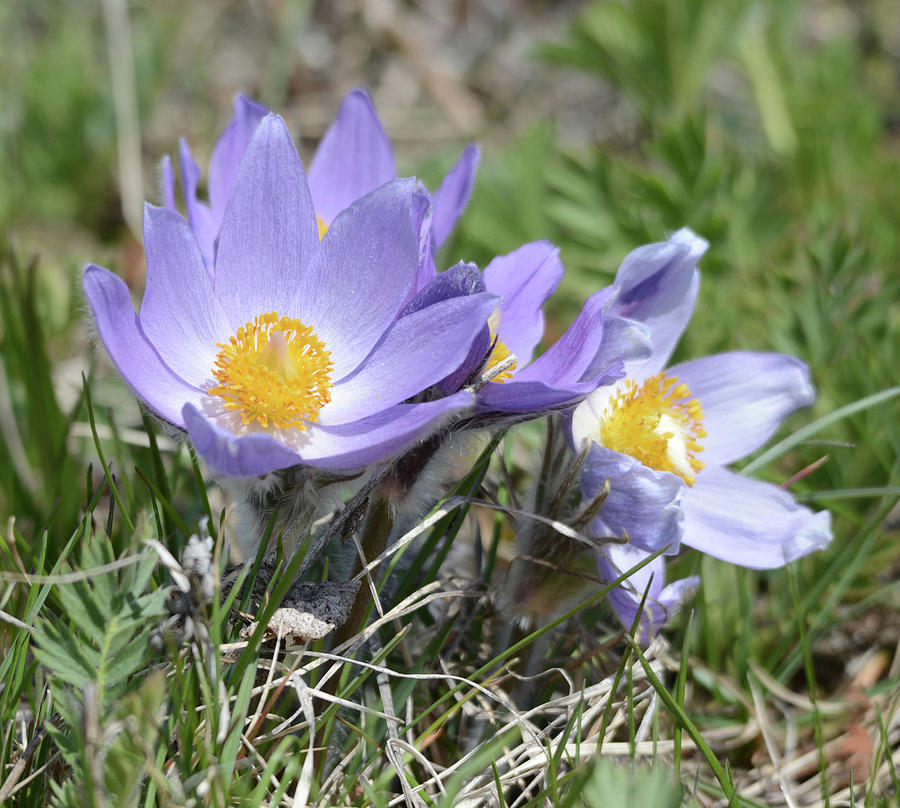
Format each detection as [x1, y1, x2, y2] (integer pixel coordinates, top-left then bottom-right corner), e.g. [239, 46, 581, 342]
[830, 724, 874, 786]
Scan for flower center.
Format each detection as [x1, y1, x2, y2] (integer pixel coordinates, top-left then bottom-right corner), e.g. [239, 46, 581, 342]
[207, 311, 333, 430]
[316, 215, 329, 240]
[485, 336, 517, 383]
[598, 372, 706, 485]
[483, 315, 517, 383]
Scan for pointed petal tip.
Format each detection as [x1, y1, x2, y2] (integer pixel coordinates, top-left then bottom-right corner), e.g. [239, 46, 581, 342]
[670, 227, 709, 257]
[83, 262, 115, 294]
[234, 94, 268, 114]
[178, 136, 198, 169]
[255, 111, 292, 140]
[142, 199, 179, 224]
[430, 143, 482, 247]
[682, 466, 833, 569]
[160, 154, 177, 211]
[784, 509, 833, 563]
[308, 90, 395, 223]
[347, 86, 375, 104]
[795, 360, 816, 407]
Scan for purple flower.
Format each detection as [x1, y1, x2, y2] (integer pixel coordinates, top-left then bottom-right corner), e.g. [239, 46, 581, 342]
[598, 544, 699, 644]
[474, 242, 624, 416]
[86, 114, 498, 477]
[164, 90, 478, 270]
[404, 240, 662, 427]
[570, 228, 832, 634]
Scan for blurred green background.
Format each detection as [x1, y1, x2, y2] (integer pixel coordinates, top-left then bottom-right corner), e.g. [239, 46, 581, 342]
[1, 0, 899, 692]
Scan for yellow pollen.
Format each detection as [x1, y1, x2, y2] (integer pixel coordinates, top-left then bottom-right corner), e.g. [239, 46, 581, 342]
[207, 311, 333, 430]
[484, 327, 517, 383]
[599, 372, 706, 485]
[316, 215, 329, 240]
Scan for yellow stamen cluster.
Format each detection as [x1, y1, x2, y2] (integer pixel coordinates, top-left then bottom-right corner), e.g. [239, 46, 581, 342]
[600, 372, 706, 485]
[485, 338, 517, 383]
[316, 215, 329, 240]
[484, 323, 518, 383]
[207, 311, 333, 430]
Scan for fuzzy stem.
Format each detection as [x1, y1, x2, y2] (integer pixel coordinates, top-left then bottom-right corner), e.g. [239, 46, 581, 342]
[315, 493, 394, 774]
[330, 493, 394, 650]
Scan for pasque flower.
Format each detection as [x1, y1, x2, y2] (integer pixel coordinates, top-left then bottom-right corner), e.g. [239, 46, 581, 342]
[86, 114, 498, 477]
[166, 92, 633, 427]
[569, 228, 833, 637]
[164, 90, 478, 270]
